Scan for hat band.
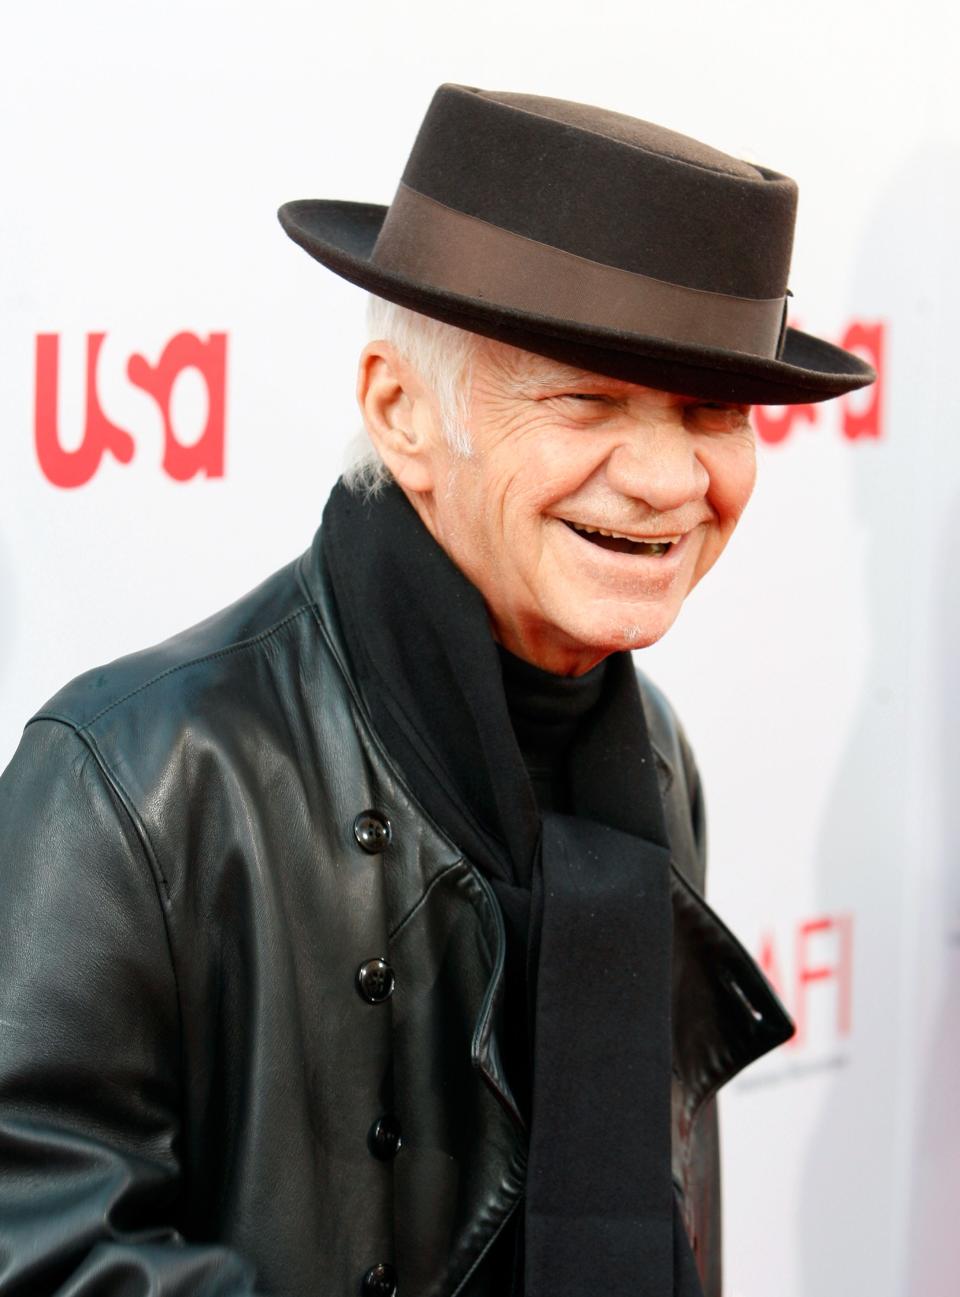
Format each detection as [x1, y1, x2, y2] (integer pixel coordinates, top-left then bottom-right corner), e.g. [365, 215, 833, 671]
[372, 184, 787, 360]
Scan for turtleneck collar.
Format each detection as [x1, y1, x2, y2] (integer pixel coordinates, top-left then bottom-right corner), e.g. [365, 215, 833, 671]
[497, 646, 608, 814]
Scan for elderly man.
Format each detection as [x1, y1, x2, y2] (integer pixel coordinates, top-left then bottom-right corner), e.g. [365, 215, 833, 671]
[0, 86, 873, 1297]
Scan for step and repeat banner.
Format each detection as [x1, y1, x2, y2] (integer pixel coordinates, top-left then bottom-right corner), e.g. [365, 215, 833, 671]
[3, 3, 958, 1294]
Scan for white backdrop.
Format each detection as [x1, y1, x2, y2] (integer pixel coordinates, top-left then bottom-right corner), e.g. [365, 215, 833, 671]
[3, 3, 959, 1294]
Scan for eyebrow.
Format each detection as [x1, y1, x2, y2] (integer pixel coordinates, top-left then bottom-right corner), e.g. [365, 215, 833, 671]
[502, 364, 636, 397]
[501, 368, 749, 411]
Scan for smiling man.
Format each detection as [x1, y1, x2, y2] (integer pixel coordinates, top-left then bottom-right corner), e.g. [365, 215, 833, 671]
[358, 334, 758, 672]
[0, 86, 874, 1297]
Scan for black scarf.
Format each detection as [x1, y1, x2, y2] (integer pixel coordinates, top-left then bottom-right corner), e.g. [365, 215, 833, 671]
[322, 480, 704, 1297]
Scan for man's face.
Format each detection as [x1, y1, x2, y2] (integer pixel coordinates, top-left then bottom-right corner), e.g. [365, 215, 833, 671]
[395, 338, 757, 675]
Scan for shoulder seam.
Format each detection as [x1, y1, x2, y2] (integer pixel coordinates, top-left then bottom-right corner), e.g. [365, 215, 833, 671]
[81, 726, 173, 904]
[34, 604, 314, 734]
[75, 722, 187, 1091]
[26, 716, 175, 906]
[20, 716, 185, 1045]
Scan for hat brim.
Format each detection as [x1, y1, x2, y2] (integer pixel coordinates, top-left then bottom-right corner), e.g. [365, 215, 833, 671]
[278, 199, 875, 406]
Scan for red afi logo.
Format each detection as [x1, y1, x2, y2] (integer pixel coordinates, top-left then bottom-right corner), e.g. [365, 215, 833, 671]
[34, 332, 227, 488]
[754, 320, 886, 445]
[758, 913, 854, 1050]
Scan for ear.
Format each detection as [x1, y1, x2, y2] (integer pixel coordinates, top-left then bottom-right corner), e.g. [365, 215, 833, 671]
[356, 341, 441, 494]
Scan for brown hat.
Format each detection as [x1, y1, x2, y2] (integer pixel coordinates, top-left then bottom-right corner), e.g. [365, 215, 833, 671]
[278, 83, 875, 405]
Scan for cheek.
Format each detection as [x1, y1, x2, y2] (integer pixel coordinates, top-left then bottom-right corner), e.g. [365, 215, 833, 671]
[480, 437, 588, 536]
[430, 461, 489, 561]
[704, 438, 757, 530]
[511, 431, 612, 520]
[440, 456, 544, 574]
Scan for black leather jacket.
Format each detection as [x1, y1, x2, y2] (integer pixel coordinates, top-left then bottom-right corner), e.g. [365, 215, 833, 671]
[0, 527, 791, 1297]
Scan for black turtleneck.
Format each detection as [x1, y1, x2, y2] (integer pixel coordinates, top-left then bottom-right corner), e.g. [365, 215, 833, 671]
[497, 647, 608, 814]
[493, 644, 609, 1116]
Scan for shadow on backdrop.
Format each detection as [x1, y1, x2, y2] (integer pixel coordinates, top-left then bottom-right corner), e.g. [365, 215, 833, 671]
[799, 146, 960, 1297]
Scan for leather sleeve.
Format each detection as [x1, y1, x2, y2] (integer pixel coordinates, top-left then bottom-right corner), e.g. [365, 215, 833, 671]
[0, 720, 260, 1296]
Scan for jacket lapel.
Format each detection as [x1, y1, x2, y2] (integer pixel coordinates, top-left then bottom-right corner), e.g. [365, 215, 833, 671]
[388, 859, 526, 1296]
[671, 866, 794, 1111]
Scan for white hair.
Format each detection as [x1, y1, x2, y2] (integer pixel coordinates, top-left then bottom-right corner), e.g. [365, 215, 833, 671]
[342, 297, 477, 497]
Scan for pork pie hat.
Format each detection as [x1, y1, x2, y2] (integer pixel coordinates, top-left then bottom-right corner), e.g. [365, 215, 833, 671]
[278, 84, 875, 405]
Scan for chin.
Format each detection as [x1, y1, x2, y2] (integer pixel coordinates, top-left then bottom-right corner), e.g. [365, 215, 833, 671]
[612, 622, 673, 651]
[565, 603, 682, 656]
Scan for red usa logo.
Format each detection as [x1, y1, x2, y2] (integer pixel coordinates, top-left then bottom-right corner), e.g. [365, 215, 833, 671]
[34, 331, 227, 488]
[754, 319, 886, 446]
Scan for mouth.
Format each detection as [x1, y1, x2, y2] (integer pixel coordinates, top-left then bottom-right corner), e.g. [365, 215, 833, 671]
[560, 520, 682, 557]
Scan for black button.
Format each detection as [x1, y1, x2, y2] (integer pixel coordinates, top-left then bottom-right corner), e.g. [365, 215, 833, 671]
[354, 811, 392, 854]
[368, 1113, 403, 1161]
[361, 1262, 398, 1297]
[356, 958, 395, 1004]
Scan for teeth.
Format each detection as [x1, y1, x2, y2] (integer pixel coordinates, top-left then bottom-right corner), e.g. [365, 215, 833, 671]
[572, 523, 681, 544]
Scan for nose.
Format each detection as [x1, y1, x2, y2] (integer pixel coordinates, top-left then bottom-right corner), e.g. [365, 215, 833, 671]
[604, 417, 709, 512]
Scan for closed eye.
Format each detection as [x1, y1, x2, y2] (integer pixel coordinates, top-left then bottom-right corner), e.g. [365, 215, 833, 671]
[686, 402, 752, 430]
[547, 392, 622, 410]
